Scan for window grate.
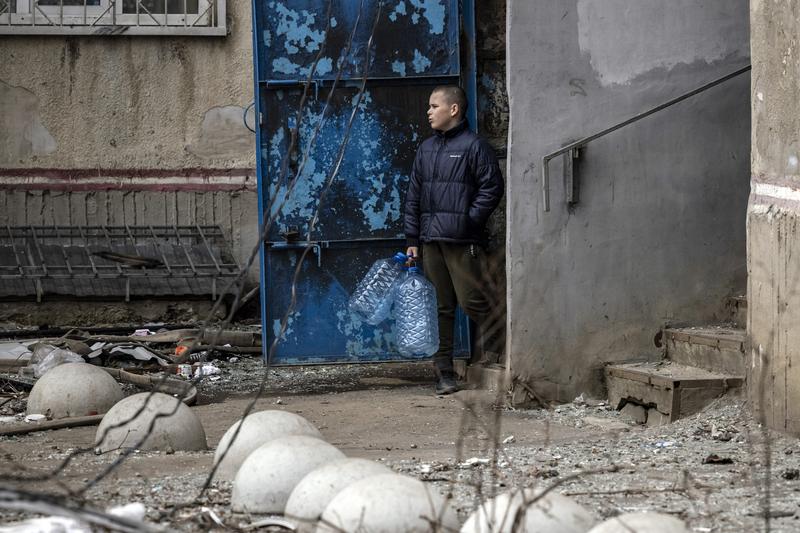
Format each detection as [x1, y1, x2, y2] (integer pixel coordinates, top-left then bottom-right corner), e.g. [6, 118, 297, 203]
[0, 0, 225, 35]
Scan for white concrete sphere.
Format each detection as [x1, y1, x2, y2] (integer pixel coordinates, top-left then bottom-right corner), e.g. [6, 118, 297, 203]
[285, 458, 393, 530]
[587, 512, 690, 533]
[231, 435, 345, 514]
[461, 489, 596, 533]
[27, 363, 123, 419]
[94, 392, 207, 452]
[213, 410, 322, 481]
[317, 473, 459, 533]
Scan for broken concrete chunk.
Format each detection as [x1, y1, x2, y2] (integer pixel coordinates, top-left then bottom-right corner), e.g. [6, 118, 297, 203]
[26, 363, 123, 419]
[646, 408, 671, 427]
[587, 512, 690, 533]
[212, 410, 323, 481]
[461, 489, 596, 533]
[285, 458, 392, 531]
[619, 403, 647, 424]
[231, 435, 344, 514]
[582, 416, 631, 431]
[94, 392, 207, 452]
[318, 473, 459, 533]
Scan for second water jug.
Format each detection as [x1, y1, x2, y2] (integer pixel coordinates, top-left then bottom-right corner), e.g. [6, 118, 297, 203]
[394, 266, 439, 357]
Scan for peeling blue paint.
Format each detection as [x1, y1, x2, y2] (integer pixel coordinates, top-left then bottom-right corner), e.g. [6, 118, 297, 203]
[272, 57, 299, 75]
[391, 60, 407, 77]
[361, 172, 402, 230]
[316, 57, 333, 75]
[412, 49, 432, 73]
[272, 311, 299, 341]
[260, 1, 458, 81]
[389, 0, 407, 22]
[409, 0, 445, 35]
[273, 2, 325, 55]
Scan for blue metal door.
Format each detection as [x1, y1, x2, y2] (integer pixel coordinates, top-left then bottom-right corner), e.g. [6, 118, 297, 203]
[252, 0, 477, 364]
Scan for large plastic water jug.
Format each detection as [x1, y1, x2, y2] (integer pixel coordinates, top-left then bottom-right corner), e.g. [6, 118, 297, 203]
[395, 266, 439, 357]
[349, 252, 407, 325]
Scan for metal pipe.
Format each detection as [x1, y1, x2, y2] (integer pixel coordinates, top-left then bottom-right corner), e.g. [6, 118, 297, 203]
[541, 64, 751, 212]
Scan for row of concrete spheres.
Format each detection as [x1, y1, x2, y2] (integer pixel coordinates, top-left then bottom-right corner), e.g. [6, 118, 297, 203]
[27, 363, 693, 532]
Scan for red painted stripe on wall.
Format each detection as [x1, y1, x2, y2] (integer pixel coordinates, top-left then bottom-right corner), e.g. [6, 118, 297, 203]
[0, 169, 258, 192]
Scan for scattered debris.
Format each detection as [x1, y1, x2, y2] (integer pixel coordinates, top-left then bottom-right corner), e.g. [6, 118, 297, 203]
[781, 468, 800, 480]
[702, 454, 734, 465]
[460, 457, 490, 468]
[28, 345, 84, 378]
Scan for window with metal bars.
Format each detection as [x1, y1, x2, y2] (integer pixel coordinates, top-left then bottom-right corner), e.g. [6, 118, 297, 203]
[0, 0, 224, 35]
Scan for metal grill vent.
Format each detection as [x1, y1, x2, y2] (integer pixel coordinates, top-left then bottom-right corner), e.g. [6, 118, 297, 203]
[0, 225, 240, 301]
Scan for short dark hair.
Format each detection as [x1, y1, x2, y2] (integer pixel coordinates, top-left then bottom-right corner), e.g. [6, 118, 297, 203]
[432, 85, 467, 116]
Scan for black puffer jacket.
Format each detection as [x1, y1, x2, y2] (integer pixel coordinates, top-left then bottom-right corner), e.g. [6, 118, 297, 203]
[404, 121, 504, 246]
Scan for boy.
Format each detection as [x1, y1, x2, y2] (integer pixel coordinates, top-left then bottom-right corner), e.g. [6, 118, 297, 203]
[404, 86, 504, 395]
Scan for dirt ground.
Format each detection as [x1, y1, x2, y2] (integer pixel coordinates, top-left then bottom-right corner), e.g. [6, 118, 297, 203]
[2, 360, 800, 531]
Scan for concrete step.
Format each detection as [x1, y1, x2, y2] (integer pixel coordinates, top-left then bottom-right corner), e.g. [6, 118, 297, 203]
[725, 295, 747, 327]
[605, 361, 743, 426]
[664, 325, 745, 376]
[454, 360, 509, 392]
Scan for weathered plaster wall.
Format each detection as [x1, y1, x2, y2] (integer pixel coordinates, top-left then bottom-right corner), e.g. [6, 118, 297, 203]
[506, 0, 750, 401]
[748, 0, 800, 434]
[0, 0, 258, 278]
[0, 0, 254, 169]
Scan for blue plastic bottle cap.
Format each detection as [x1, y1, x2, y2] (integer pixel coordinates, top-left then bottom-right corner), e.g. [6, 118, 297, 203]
[408, 266, 420, 273]
[393, 252, 408, 263]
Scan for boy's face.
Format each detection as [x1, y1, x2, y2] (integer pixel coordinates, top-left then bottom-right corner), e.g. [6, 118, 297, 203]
[427, 91, 460, 131]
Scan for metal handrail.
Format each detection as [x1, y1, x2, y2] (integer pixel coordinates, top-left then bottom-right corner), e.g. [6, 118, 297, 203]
[541, 64, 751, 212]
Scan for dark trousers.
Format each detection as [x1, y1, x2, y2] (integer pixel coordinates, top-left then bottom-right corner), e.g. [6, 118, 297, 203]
[422, 241, 503, 375]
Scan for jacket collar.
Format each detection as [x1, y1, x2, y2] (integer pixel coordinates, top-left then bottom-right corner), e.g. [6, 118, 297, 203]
[434, 120, 469, 139]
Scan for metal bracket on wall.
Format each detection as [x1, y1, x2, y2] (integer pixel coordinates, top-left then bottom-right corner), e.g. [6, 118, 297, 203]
[564, 147, 581, 206]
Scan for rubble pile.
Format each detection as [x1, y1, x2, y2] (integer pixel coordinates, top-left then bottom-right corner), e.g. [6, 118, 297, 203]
[0, 332, 794, 532]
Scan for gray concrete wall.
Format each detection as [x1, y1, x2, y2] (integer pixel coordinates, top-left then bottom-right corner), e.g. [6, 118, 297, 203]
[506, 0, 751, 401]
[748, 1, 800, 435]
[0, 0, 259, 279]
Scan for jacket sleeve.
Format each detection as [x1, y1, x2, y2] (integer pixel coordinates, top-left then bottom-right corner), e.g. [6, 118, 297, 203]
[404, 149, 422, 247]
[468, 138, 504, 228]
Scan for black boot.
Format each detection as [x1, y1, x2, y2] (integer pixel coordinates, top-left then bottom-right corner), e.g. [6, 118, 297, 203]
[435, 371, 459, 395]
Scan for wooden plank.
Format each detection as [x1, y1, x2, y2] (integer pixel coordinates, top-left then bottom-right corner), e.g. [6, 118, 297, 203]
[50, 190, 73, 226]
[122, 191, 136, 227]
[0, 192, 8, 226]
[165, 191, 179, 227]
[25, 191, 43, 225]
[9, 191, 27, 226]
[70, 193, 88, 227]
